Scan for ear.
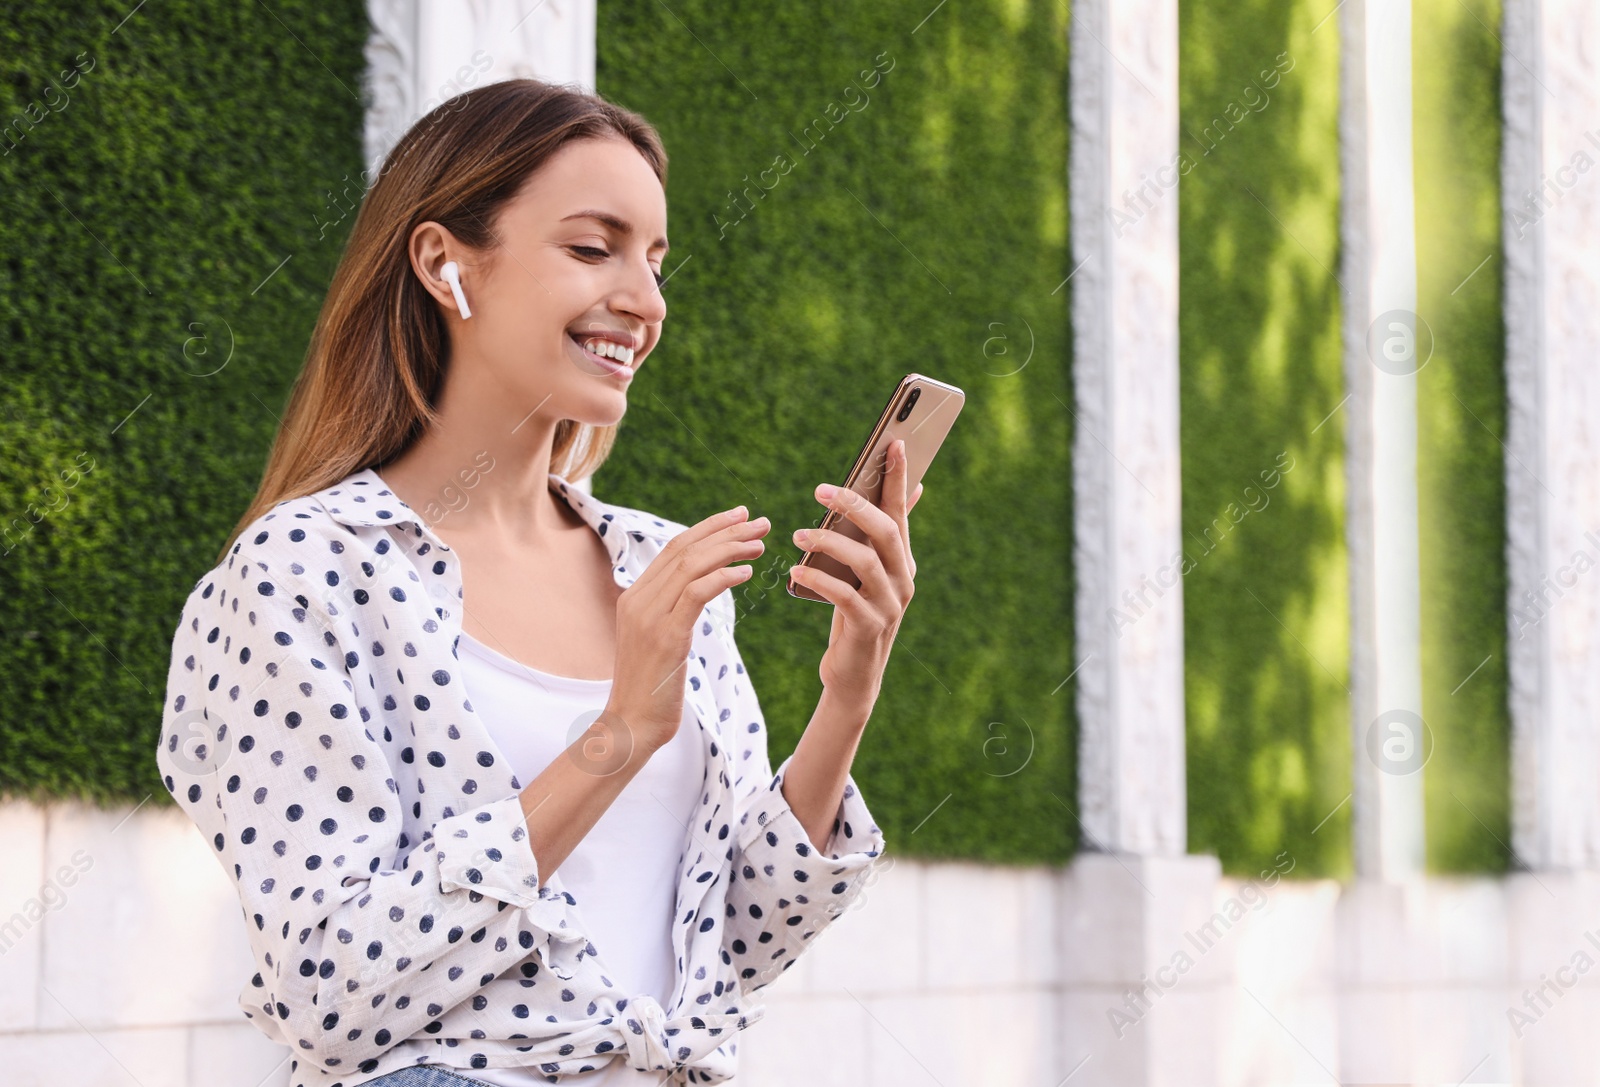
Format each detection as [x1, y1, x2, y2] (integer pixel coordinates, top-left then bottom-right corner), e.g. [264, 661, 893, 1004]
[409, 220, 472, 316]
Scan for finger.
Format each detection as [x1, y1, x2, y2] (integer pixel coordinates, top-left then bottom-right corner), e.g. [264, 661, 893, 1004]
[881, 439, 913, 579]
[795, 526, 896, 601]
[678, 563, 757, 621]
[630, 506, 749, 609]
[663, 527, 768, 607]
[787, 561, 878, 624]
[635, 514, 769, 613]
[885, 440, 914, 575]
[881, 439, 910, 521]
[817, 479, 910, 584]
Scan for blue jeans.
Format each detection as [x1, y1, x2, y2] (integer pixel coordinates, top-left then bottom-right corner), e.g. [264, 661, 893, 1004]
[359, 1067, 496, 1087]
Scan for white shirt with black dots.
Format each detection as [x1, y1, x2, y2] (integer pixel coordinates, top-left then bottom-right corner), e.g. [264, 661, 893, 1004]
[155, 467, 886, 1087]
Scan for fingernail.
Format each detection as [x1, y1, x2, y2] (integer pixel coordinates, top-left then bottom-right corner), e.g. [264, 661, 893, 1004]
[817, 483, 836, 501]
[793, 528, 809, 544]
[728, 505, 747, 520]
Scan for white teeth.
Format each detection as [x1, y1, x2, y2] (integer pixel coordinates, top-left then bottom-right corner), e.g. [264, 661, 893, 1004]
[579, 337, 634, 366]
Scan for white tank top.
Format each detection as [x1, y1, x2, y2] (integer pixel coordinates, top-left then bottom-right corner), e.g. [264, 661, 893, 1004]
[434, 629, 705, 1086]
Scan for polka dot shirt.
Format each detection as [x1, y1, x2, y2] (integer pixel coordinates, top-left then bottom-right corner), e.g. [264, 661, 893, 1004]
[155, 468, 887, 1086]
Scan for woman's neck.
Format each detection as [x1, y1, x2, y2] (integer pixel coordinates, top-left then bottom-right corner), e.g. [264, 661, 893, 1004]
[376, 372, 581, 546]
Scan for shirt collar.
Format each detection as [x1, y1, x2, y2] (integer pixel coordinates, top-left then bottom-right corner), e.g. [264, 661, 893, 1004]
[312, 467, 635, 579]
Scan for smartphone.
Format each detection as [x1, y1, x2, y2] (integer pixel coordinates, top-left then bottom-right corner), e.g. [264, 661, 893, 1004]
[788, 373, 966, 602]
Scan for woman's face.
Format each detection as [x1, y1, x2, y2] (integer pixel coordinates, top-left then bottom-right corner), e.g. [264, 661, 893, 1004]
[433, 135, 669, 428]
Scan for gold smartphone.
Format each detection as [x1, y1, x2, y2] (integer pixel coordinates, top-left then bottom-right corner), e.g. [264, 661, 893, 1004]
[788, 373, 965, 602]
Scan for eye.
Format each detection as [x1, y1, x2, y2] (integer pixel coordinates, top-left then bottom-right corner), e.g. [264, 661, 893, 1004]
[571, 244, 665, 287]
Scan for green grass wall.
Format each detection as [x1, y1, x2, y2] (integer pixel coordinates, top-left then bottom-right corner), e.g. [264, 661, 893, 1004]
[595, 1, 1076, 862]
[3, 0, 1504, 877]
[1414, 0, 1510, 872]
[1178, 0, 1512, 877]
[1178, 2, 1351, 877]
[1, 0, 1079, 867]
[0, 2, 370, 801]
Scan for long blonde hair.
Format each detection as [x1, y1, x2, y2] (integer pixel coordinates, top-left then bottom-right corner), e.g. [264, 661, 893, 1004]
[218, 79, 667, 564]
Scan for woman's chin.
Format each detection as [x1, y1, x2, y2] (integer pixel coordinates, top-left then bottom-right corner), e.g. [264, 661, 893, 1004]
[567, 383, 630, 426]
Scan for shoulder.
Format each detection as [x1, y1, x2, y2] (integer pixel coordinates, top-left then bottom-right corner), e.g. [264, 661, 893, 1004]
[583, 492, 691, 544]
[576, 486, 697, 562]
[581, 487, 741, 635]
[188, 480, 412, 612]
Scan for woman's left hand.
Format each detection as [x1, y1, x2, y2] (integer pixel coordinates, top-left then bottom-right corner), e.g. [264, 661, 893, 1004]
[789, 438, 925, 707]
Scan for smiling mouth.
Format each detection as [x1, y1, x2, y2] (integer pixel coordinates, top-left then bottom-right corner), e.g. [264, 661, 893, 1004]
[568, 333, 636, 380]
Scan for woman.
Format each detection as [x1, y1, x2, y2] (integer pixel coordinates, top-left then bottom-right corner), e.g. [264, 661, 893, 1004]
[155, 79, 925, 1086]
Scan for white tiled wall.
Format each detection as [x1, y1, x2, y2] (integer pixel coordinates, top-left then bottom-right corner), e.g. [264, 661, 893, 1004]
[6, 797, 1600, 1086]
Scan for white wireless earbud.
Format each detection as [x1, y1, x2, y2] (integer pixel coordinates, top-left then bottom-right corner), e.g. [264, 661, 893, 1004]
[440, 261, 472, 319]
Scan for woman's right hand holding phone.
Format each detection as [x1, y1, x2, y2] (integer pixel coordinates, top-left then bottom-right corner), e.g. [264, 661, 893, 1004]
[603, 505, 770, 751]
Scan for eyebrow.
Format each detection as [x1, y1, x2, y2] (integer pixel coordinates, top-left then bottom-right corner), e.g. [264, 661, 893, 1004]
[560, 209, 669, 253]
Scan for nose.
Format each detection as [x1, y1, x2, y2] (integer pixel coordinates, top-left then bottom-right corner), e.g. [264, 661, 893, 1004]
[614, 255, 667, 327]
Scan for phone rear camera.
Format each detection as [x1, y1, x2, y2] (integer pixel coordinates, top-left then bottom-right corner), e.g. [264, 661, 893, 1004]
[896, 387, 921, 422]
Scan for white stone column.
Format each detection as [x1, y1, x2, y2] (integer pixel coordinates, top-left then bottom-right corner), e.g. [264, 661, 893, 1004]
[1502, 0, 1600, 871]
[363, 0, 597, 178]
[1068, 0, 1186, 857]
[362, 0, 599, 491]
[1339, 0, 1425, 880]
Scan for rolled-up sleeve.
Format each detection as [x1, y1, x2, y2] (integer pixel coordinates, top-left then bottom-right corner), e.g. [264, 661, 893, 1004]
[155, 548, 585, 1076]
[709, 598, 887, 996]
